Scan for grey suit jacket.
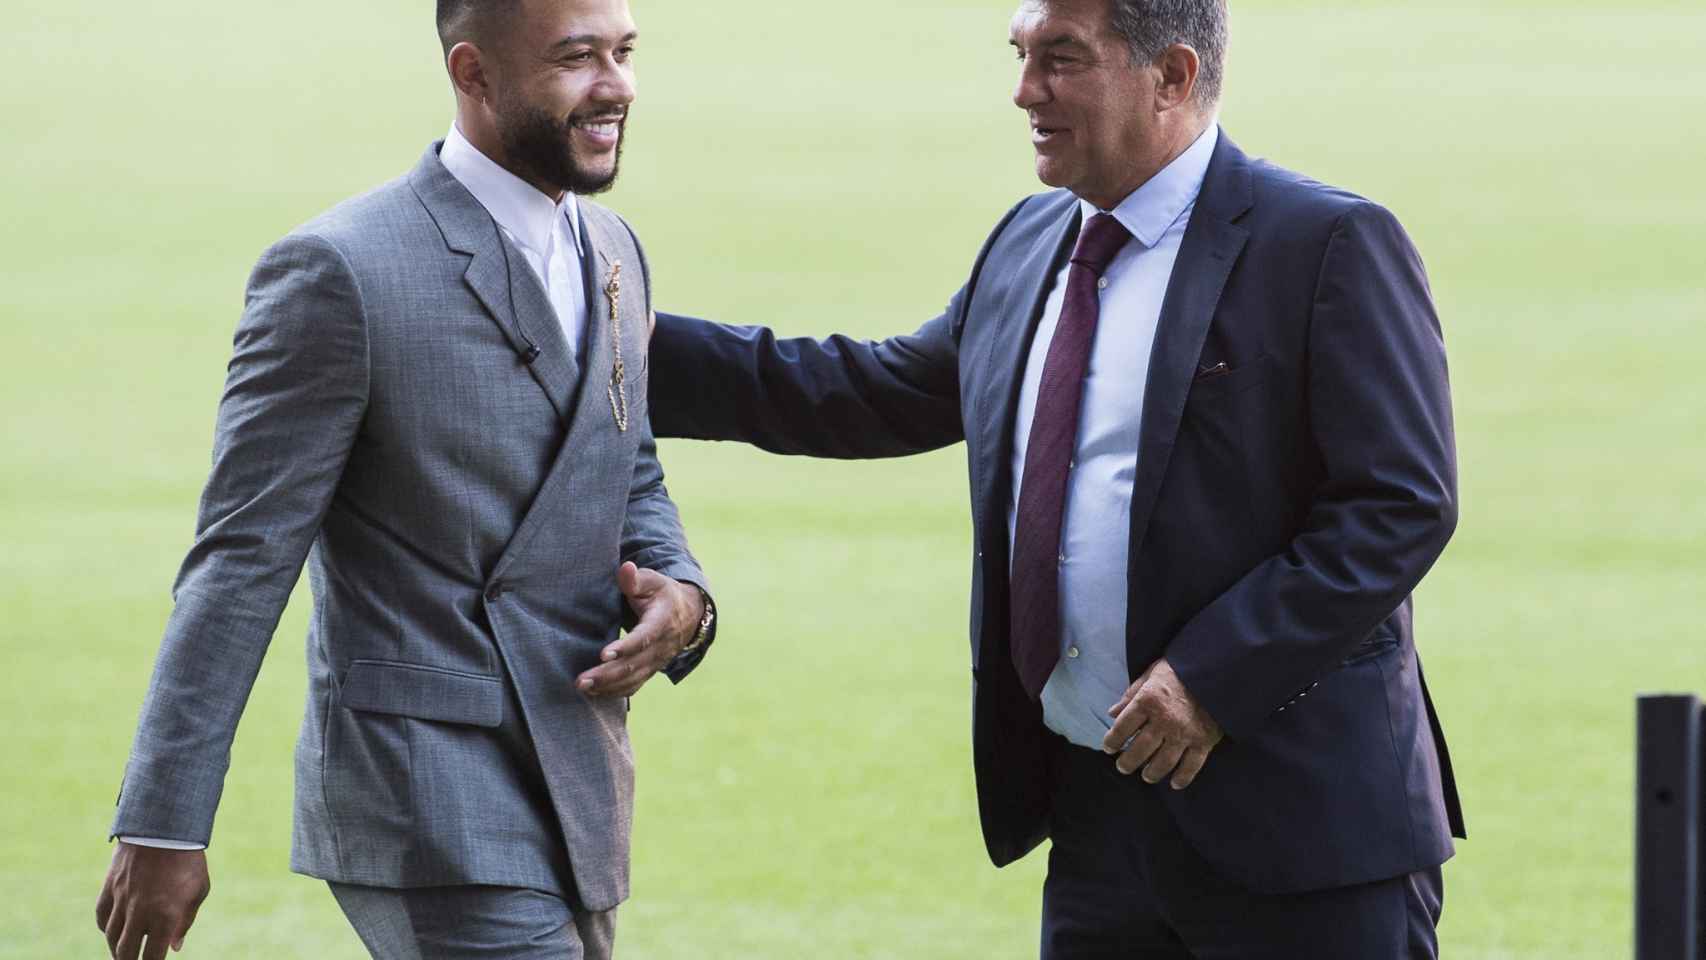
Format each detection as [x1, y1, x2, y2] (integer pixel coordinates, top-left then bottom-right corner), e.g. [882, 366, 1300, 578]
[111, 142, 709, 912]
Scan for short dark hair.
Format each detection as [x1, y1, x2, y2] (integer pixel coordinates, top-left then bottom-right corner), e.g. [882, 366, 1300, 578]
[436, 0, 518, 56]
[1108, 0, 1228, 107]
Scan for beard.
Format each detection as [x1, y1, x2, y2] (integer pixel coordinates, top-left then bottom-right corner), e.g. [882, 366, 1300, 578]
[497, 100, 625, 196]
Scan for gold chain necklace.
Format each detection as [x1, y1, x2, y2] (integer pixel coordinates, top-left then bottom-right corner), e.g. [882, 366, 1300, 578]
[604, 260, 629, 432]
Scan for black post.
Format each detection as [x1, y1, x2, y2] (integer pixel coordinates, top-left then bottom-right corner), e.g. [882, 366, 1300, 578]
[1636, 694, 1703, 960]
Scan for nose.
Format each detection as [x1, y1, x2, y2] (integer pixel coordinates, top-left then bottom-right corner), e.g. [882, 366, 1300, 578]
[598, 56, 636, 106]
[1012, 58, 1046, 111]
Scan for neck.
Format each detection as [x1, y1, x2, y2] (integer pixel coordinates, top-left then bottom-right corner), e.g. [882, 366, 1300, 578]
[1084, 112, 1213, 211]
[453, 107, 566, 204]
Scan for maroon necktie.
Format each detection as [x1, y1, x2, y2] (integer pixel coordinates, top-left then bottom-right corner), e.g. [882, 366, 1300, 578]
[1009, 212, 1132, 699]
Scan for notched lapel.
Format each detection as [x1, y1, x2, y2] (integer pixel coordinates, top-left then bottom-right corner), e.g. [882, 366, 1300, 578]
[1126, 135, 1255, 556]
[975, 197, 1079, 521]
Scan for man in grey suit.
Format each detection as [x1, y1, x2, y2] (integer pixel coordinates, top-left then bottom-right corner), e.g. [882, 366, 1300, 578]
[93, 0, 713, 957]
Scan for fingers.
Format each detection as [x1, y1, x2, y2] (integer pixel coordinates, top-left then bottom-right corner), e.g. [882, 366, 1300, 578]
[1114, 726, 1163, 775]
[582, 569, 691, 696]
[142, 932, 170, 960]
[1102, 698, 1148, 754]
[1141, 741, 1186, 785]
[1103, 668, 1153, 730]
[96, 874, 114, 933]
[617, 561, 641, 600]
[617, 562, 669, 604]
[105, 909, 124, 958]
[600, 617, 662, 665]
[1170, 745, 1211, 790]
[578, 625, 662, 696]
[172, 888, 206, 953]
[578, 656, 646, 697]
[577, 657, 634, 695]
[115, 920, 143, 960]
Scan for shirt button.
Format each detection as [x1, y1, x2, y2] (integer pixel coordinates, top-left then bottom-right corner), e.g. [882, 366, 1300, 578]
[1097, 277, 1109, 290]
[1057, 553, 1066, 565]
[484, 581, 506, 602]
[1067, 646, 1081, 659]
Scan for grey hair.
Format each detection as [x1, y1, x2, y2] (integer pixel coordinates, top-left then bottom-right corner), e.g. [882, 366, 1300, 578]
[1107, 0, 1229, 107]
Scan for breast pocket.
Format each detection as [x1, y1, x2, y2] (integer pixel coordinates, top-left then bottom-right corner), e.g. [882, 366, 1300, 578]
[1185, 354, 1271, 408]
[1175, 354, 1275, 542]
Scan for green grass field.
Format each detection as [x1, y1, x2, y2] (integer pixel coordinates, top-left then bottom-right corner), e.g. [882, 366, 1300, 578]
[4, 0, 1704, 956]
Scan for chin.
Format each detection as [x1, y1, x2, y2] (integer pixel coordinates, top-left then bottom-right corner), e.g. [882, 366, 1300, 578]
[1033, 157, 1071, 190]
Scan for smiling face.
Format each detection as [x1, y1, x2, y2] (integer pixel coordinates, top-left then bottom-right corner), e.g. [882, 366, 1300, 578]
[465, 0, 638, 196]
[1009, 0, 1162, 209]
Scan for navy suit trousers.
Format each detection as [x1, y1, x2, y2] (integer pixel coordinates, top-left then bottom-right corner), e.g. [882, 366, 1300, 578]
[1042, 736, 1443, 959]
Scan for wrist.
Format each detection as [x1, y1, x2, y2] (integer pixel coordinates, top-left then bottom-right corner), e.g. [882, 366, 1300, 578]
[677, 583, 714, 656]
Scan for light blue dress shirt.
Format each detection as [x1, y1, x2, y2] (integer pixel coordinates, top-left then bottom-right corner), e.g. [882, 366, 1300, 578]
[1007, 124, 1219, 750]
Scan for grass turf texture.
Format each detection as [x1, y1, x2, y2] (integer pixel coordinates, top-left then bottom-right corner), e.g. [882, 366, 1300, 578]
[3, 0, 1704, 956]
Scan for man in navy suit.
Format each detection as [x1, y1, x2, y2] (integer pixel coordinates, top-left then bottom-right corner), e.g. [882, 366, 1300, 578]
[649, 0, 1462, 955]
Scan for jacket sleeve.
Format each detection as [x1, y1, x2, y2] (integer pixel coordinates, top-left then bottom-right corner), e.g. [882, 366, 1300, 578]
[616, 225, 714, 682]
[620, 421, 714, 683]
[641, 195, 1037, 459]
[110, 232, 370, 844]
[646, 302, 968, 459]
[1166, 202, 1459, 739]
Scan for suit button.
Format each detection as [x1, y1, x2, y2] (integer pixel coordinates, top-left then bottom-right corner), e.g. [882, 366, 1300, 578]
[485, 581, 506, 602]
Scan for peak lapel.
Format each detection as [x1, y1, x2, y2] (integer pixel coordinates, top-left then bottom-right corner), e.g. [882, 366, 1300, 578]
[1125, 132, 1254, 559]
[409, 142, 580, 422]
[483, 206, 636, 586]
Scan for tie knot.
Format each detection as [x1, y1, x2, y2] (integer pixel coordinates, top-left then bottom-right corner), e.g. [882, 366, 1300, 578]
[1070, 213, 1131, 275]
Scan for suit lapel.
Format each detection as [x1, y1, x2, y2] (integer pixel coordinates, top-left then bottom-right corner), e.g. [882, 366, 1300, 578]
[484, 205, 634, 585]
[974, 197, 1079, 536]
[409, 142, 581, 423]
[1124, 133, 1254, 561]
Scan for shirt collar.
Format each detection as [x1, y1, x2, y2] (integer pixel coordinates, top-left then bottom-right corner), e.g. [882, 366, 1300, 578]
[440, 123, 583, 259]
[1080, 122, 1219, 249]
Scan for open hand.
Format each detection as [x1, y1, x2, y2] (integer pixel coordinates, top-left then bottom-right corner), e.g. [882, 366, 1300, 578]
[96, 842, 210, 959]
[1102, 658, 1223, 790]
[576, 562, 703, 697]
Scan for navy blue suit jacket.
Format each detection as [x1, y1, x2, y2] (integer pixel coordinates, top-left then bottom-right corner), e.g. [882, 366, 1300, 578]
[649, 132, 1465, 894]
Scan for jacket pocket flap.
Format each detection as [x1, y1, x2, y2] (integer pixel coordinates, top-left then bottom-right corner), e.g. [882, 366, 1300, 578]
[1187, 353, 1271, 404]
[338, 660, 504, 728]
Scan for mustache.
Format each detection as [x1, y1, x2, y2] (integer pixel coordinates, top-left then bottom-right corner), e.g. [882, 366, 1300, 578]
[565, 108, 629, 126]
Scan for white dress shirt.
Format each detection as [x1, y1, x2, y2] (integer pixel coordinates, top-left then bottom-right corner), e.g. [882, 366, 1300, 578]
[1007, 124, 1219, 750]
[440, 123, 589, 367]
[121, 128, 594, 852]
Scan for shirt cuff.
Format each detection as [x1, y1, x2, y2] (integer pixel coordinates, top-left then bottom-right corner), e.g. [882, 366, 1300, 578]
[118, 836, 207, 851]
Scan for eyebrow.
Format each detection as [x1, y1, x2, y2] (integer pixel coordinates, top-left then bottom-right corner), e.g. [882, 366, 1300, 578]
[1009, 33, 1091, 51]
[550, 31, 638, 50]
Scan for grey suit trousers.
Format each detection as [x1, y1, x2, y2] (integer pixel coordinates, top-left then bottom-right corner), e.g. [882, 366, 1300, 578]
[330, 883, 615, 960]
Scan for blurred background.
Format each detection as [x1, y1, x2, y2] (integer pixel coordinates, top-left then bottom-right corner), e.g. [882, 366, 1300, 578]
[3, 0, 1703, 956]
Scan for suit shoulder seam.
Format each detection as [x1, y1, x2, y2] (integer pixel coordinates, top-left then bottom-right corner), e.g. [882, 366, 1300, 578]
[290, 231, 375, 391]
